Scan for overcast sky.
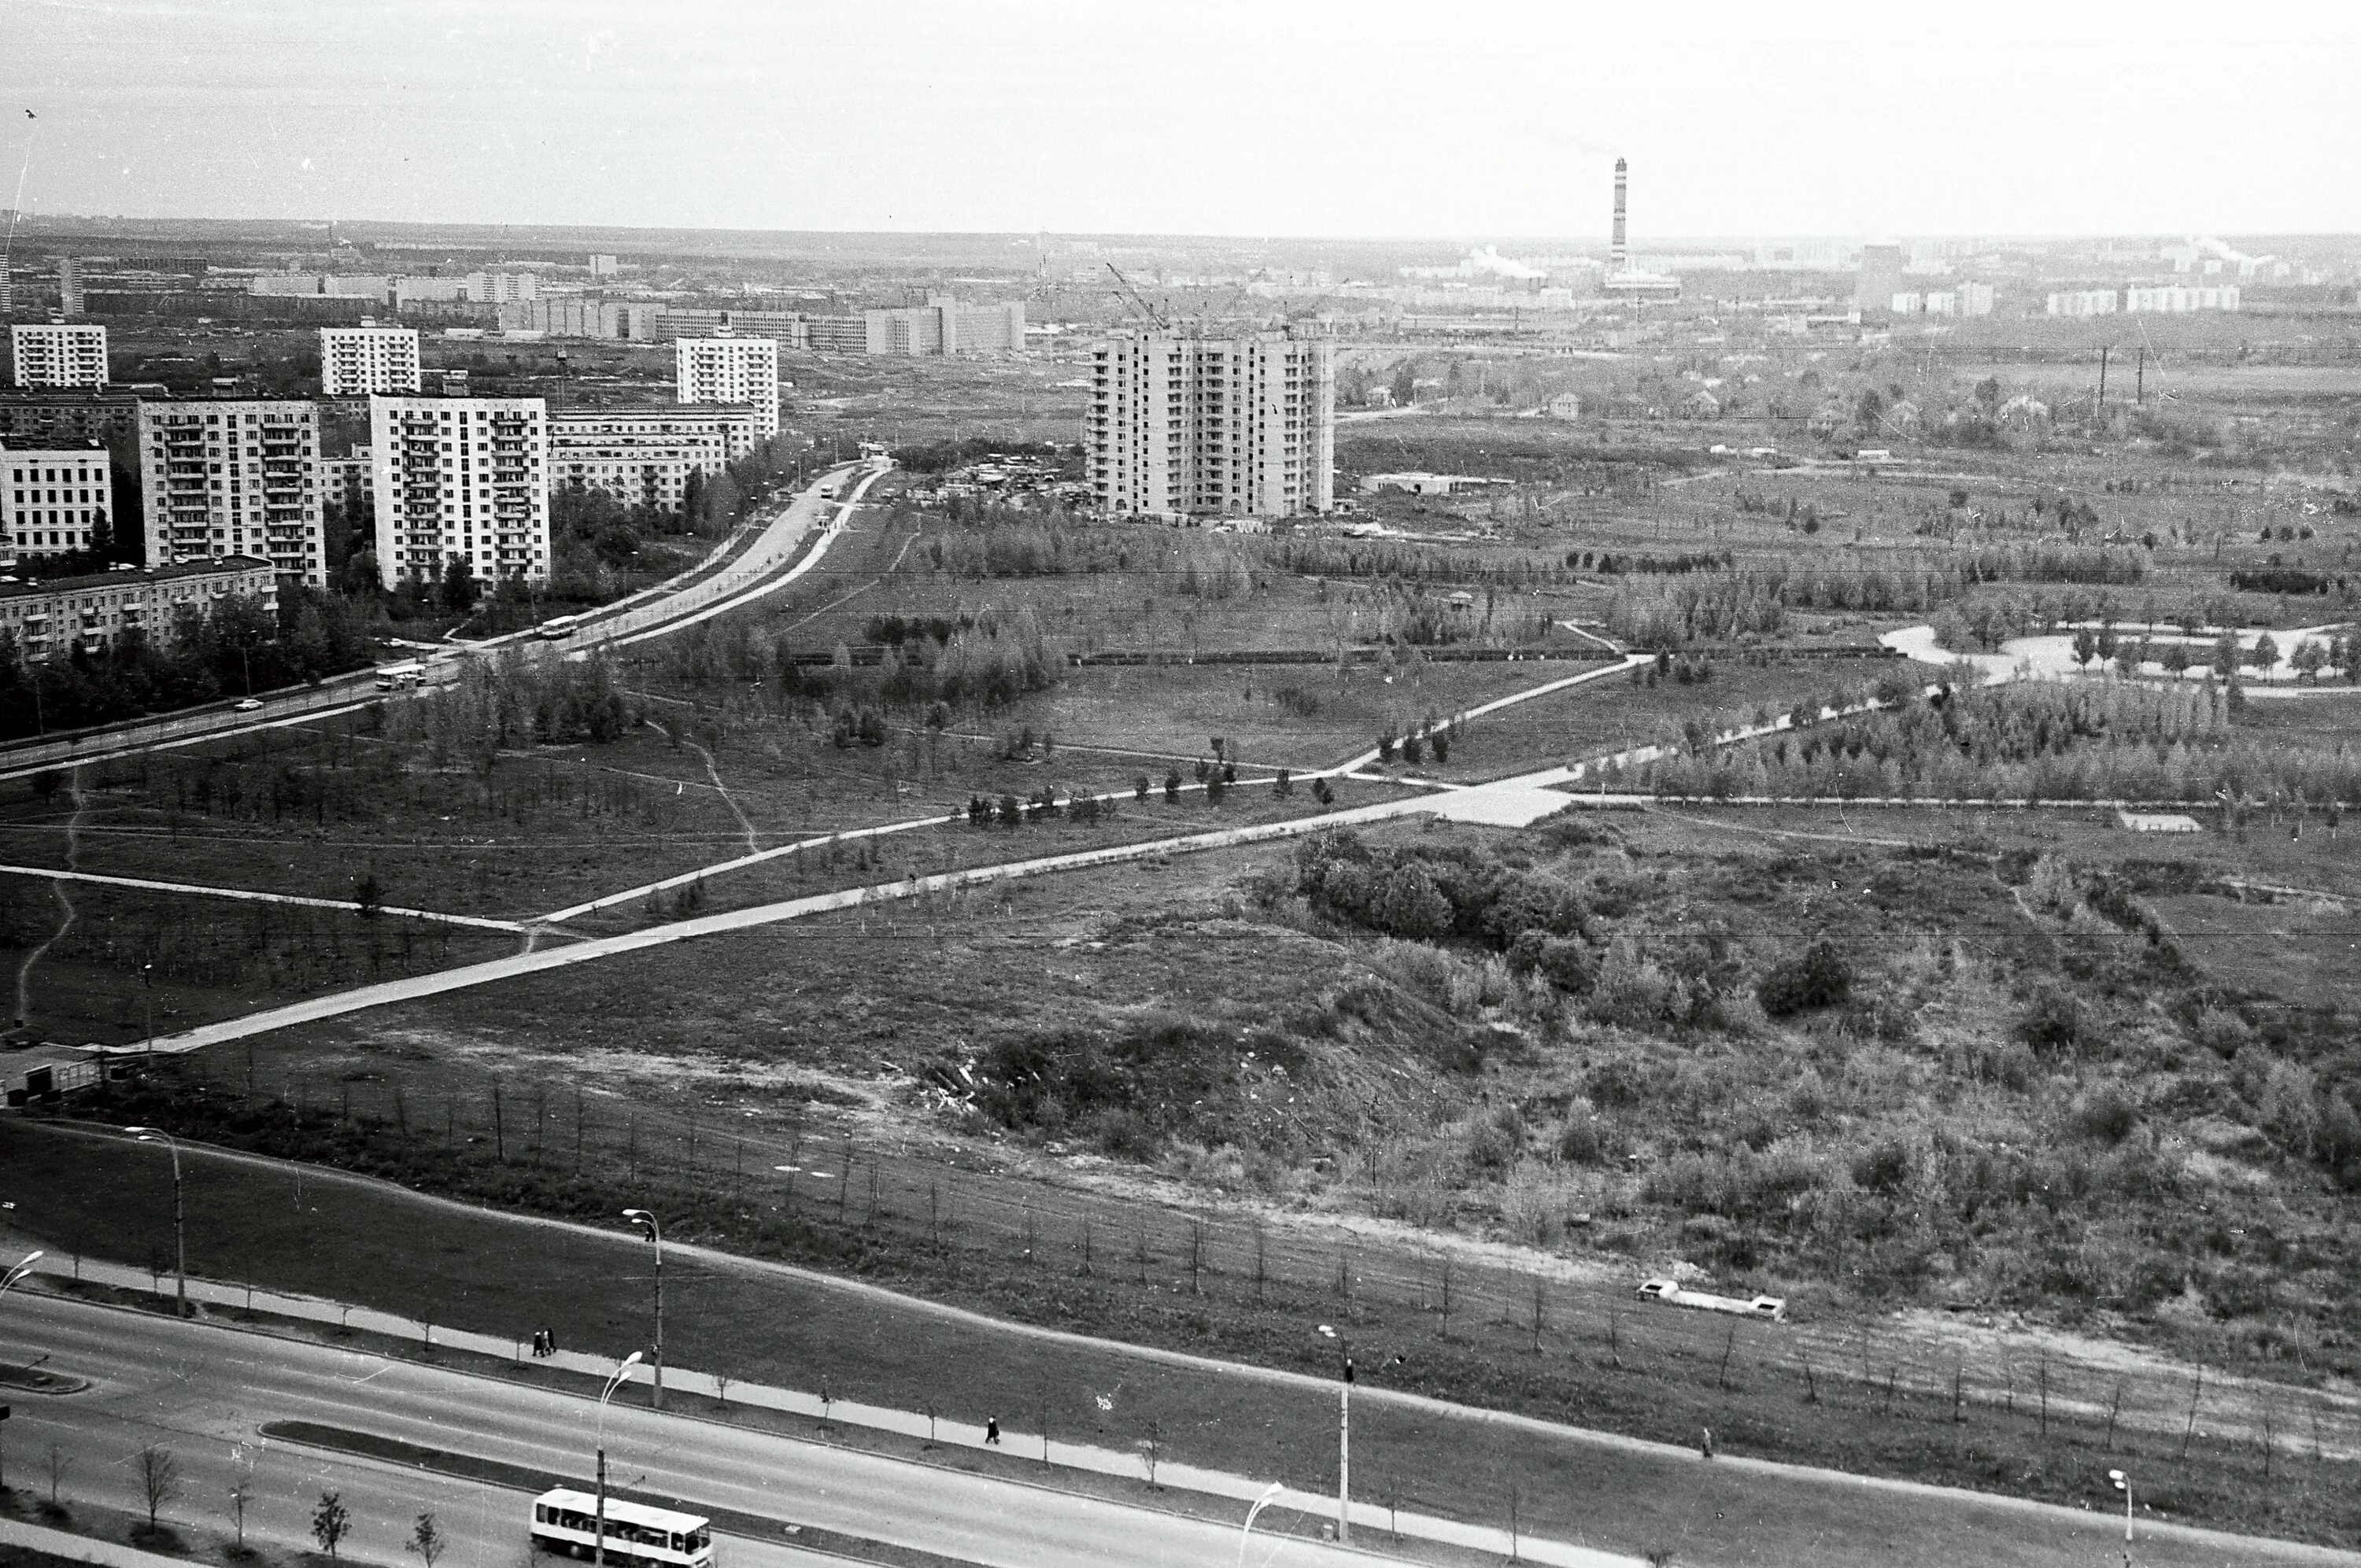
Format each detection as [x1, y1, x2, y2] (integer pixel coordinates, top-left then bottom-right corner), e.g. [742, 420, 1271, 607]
[5, 0, 2357, 241]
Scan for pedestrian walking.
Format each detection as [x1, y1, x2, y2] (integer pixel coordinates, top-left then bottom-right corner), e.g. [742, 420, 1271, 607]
[985, 1416, 1001, 1447]
[534, 1330, 545, 1358]
[546, 1326, 559, 1355]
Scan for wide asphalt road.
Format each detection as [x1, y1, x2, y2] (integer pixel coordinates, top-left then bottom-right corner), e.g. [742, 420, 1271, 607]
[0, 1291, 1369, 1568]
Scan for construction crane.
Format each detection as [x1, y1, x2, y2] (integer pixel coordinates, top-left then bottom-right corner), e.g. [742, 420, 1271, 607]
[1104, 261, 1170, 330]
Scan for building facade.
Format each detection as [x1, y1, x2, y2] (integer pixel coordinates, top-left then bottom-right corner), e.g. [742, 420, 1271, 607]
[320, 447, 375, 522]
[1855, 244, 1905, 324]
[8, 323, 110, 389]
[2123, 285, 2241, 315]
[0, 389, 142, 456]
[368, 396, 550, 589]
[548, 411, 733, 517]
[319, 323, 423, 396]
[57, 256, 85, 316]
[3, 444, 115, 559]
[656, 309, 810, 349]
[674, 337, 780, 437]
[863, 298, 1026, 356]
[0, 556, 277, 662]
[137, 400, 327, 585]
[2046, 290, 2121, 318]
[1086, 329, 1334, 521]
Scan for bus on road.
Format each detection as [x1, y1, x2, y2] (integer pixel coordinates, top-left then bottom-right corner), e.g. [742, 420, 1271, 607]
[373, 662, 427, 692]
[530, 1490, 712, 1568]
[538, 615, 582, 640]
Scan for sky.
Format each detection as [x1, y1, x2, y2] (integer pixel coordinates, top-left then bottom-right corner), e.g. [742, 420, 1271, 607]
[3, 0, 2359, 241]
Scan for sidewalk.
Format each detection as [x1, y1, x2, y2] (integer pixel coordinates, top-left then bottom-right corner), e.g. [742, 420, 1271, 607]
[23, 1250, 1637, 1568]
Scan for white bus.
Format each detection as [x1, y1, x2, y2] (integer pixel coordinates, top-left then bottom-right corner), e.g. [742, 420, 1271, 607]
[530, 1490, 713, 1568]
[374, 661, 427, 692]
[538, 614, 582, 640]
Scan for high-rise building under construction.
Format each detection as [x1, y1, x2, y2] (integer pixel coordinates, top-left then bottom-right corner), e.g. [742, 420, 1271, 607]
[1086, 329, 1333, 521]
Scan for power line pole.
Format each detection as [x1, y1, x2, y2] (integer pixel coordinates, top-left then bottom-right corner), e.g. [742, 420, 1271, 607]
[2096, 345, 2109, 419]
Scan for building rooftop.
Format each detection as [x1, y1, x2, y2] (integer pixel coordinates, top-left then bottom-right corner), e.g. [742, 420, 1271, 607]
[0, 555, 273, 603]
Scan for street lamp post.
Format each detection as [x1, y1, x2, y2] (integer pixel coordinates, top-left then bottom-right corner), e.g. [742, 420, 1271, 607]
[125, 1128, 186, 1319]
[594, 1352, 643, 1568]
[2109, 1468, 2134, 1550]
[1317, 1326, 1351, 1544]
[142, 964, 154, 1061]
[621, 1208, 663, 1411]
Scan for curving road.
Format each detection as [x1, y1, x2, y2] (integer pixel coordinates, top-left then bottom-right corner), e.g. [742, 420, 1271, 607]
[0, 461, 885, 785]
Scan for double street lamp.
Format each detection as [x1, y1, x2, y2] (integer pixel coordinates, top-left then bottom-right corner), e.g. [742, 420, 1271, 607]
[1317, 1325, 1353, 1544]
[125, 1127, 187, 1319]
[621, 1208, 663, 1411]
[593, 1352, 643, 1568]
[0, 1253, 45, 1302]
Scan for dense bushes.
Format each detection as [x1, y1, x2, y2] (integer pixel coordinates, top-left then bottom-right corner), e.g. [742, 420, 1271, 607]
[1756, 941, 1852, 1016]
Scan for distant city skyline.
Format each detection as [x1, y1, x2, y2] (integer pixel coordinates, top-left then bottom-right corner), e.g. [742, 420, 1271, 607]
[5, 0, 2359, 240]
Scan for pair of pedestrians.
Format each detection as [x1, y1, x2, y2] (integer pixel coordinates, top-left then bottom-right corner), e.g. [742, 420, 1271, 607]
[530, 1327, 562, 1358]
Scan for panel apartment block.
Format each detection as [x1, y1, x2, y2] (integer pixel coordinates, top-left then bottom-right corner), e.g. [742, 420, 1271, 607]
[863, 298, 1025, 356]
[8, 323, 110, 389]
[319, 323, 423, 395]
[0, 556, 277, 662]
[1086, 330, 1334, 521]
[674, 337, 779, 437]
[137, 400, 327, 586]
[368, 396, 550, 589]
[549, 411, 730, 517]
[3, 445, 115, 559]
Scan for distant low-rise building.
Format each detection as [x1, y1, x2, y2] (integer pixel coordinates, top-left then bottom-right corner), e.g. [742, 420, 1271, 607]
[2046, 290, 2119, 318]
[7, 323, 110, 389]
[0, 555, 277, 662]
[863, 297, 1026, 356]
[1546, 392, 1583, 420]
[3, 442, 115, 559]
[2123, 285, 2241, 315]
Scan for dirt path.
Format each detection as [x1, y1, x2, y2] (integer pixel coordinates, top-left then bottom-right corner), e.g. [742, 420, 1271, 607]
[10, 765, 84, 1031]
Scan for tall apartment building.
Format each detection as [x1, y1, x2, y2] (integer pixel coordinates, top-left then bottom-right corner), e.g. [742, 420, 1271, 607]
[675, 337, 779, 437]
[368, 396, 550, 589]
[863, 297, 1026, 356]
[2124, 285, 2241, 315]
[1855, 243, 1905, 324]
[0, 557, 277, 662]
[548, 412, 730, 518]
[318, 323, 423, 395]
[1086, 330, 1334, 521]
[57, 257, 84, 316]
[7, 323, 110, 389]
[137, 400, 327, 585]
[2, 444, 114, 559]
[320, 446, 375, 521]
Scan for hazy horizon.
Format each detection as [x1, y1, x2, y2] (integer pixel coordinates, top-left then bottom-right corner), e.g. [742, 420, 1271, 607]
[6, 0, 2359, 240]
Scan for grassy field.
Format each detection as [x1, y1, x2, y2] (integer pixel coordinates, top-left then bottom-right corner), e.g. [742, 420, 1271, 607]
[9, 1119, 2355, 1566]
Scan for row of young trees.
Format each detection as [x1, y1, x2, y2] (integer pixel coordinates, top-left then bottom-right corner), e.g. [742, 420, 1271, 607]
[1635, 677, 2361, 805]
[0, 585, 375, 740]
[1604, 547, 2149, 650]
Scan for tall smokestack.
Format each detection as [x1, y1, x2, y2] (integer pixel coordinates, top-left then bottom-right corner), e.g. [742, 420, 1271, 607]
[1610, 158, 1628, 273]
